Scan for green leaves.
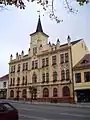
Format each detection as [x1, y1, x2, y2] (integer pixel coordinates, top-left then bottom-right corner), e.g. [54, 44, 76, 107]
[77, 0, 89, 5]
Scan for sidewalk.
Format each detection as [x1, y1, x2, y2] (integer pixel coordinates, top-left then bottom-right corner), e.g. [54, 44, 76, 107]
[3, 99, 90, 108]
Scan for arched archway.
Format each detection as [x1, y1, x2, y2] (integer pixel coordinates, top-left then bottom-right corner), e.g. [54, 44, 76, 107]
[43, 88, 49, 97]
[32, 73, 37, 83]
[62, 86, 70, 96]
[22, 89, 27, 99]
[53, 88, 58, 97]
[10, 90, 14, 98]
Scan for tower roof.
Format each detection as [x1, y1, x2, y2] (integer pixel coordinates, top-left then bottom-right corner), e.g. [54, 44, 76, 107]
[30, 16, 49, 37]
[36, 15, 43, 33]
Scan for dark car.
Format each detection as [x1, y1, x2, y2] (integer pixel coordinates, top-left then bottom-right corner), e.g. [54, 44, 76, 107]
[0, 102, 19, 120]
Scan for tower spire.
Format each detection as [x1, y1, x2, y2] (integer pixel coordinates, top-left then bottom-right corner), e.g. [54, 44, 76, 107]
[36, 14, 43, 33]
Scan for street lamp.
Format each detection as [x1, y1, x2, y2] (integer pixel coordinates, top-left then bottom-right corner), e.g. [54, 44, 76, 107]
[29, 86, 34, 103]
[17, 88, 21, 101]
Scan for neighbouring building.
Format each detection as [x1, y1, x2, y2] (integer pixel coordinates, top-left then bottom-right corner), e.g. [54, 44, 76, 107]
[7, 16, 89, 103]
[0, 74, 9, 99]
[73, 54, 90, 103]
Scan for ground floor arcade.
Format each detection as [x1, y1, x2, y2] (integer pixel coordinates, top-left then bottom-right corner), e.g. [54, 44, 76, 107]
[7, 84, 74, 103]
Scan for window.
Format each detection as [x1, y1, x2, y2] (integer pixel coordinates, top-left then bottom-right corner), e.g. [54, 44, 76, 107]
[65, 53, 69, 63]
[22, 89, 27, 98]
[84, 72, 90, 82]
[33, 88, 37, 100]
[23, 63, 28, 71]
[11, 66, 13, 73]
[46, 73, 49, 83]
[3, 82, 6, 88]
[46, 58, 49, 66]
[17, 64, 20, 72]
[62, 86, 70, 96]
[25, 75, 27, 85]
[17, 77, 20, 86]
[13, 78, 15, 86]
[42, 58, 45, 67]
[53, 88, 57, 97]
[23, 63, 25, 71]
[75, 73, 81, 83]
[32, 73, 37, 83]
[26, 62, 28, 70]
[61, 70, 65, 81]
[43, 88, 49, 97]
[66, 69, 70, 81]
[0, 105, 4, 112]
[35, 60, 38, 69]
[32, 61, 34, 69]
[10, 65, 15, 73]
[10, 90, 14, 97]
[42, 73, 45, 83]
[53, 71, 57, 82]
[10, 78, 12, 86]
[52, 55, 56, 65]
[33, 47, 37, 55]
[22, 76, 25, 85]
[3, 103, 14, 110]
[60, 54, 64, 64]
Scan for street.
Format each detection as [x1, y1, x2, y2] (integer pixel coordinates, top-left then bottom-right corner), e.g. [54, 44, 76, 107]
[9, 101, 90, 120]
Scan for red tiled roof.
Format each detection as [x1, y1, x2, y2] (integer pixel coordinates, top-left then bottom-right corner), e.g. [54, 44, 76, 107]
[0, 74, 9, 81]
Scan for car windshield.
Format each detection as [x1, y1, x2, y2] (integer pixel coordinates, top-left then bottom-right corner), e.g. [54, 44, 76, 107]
[2, 103, 14, 111]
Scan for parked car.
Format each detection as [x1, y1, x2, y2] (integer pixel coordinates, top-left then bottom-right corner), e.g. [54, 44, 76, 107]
[0, 101, 19, 120]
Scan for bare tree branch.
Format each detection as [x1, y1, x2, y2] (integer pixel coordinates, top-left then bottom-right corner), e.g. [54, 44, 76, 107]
[0, 0, 89, 22]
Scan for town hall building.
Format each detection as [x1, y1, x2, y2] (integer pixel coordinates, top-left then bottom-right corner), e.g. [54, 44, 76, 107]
[7, 16, 89, 103]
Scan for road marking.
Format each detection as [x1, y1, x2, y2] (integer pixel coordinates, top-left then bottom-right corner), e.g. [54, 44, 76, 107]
[19, 107, 35, 111]
[59, 112, 89, 118]
[20, 114, 52, 120]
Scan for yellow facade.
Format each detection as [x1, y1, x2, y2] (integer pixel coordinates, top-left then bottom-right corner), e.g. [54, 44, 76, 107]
[73, 55, 90, 102]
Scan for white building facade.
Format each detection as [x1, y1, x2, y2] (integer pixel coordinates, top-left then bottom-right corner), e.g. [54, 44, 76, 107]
[0, 74, 8, 99]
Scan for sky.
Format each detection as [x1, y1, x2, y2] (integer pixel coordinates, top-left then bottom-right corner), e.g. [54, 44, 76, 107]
[0, 1, 90, 76]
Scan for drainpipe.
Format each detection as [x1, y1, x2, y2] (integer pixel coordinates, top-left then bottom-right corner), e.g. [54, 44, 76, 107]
[67, 35, 75, 103]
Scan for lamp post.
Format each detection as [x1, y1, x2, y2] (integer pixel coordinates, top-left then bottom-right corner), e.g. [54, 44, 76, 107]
[29, 86, 34, 103]
[17, 88, 21, 101]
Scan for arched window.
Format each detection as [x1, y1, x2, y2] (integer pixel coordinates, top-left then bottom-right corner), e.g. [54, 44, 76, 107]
[43, 88, 49, 97]
[22, 89, 27, 98]
[33, 88, 37, 100]
[32, 73, 37, 83]
[53, 88, 57, 97]
[62, 86, 70, 96]
[10, 90, 14, 98]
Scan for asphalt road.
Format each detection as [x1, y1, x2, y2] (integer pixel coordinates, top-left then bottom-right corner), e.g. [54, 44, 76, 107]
[10, 102, 90, 120]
